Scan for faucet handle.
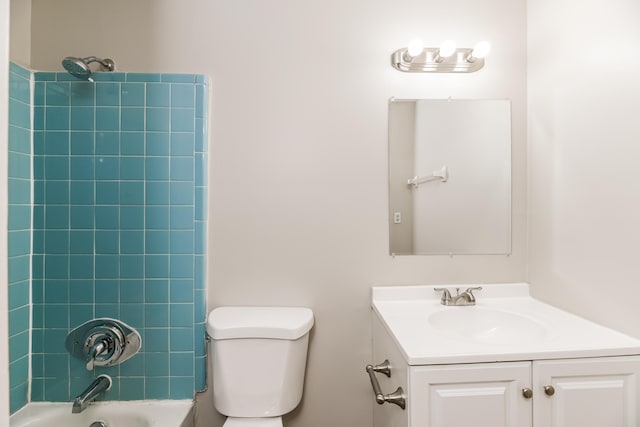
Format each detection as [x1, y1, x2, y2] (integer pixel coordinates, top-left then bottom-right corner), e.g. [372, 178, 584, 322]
[434, 288, 452, 305]
[85, 339, 109, 370]
[463, 286, 483, 300]
[67, 319, 141, 372]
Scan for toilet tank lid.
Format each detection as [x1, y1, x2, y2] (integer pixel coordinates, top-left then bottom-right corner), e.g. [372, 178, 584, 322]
[207, 306, 314, 340]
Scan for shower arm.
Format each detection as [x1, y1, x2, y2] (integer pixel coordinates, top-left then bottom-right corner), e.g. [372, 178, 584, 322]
[83, 57, 116, 71]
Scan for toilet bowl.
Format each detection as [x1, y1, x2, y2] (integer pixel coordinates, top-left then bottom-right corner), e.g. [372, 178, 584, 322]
[207, 306, 314, 427]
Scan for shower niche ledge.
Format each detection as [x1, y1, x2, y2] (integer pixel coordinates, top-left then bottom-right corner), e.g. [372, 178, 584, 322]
[369, 283, 640, 427]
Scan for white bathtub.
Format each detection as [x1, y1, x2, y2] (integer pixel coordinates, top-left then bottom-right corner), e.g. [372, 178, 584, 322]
[10, 400, 193, 427]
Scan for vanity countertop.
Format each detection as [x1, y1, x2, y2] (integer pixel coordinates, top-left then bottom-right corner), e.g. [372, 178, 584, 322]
[372, 283, 640, 365]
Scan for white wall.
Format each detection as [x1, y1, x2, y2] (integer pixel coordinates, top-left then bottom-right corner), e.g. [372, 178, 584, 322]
[28, 0, 527, 426]
[2, 0, 12, 422]
[528, 0, 640, 337]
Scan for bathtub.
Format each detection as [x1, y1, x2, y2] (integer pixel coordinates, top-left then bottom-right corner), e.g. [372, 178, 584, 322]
[10, 400, 193, 427]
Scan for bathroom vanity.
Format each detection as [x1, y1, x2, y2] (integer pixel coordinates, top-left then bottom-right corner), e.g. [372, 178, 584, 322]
[370, 283, 640, 427]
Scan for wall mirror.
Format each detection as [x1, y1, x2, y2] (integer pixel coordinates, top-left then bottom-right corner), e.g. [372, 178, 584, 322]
[388, 98, 512, 255]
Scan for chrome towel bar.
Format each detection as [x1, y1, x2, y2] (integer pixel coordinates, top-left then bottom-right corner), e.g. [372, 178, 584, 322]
[365, 359, 406, 410]
[407, 165, 448, 188]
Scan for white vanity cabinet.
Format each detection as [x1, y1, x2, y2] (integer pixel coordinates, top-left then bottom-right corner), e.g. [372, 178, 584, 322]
[374, 315, 640, 427]
[409, 361, 532, 427]
[532, 357, 640, 427]
[405, 357, 640, 427]
[370, 284, 640, 427]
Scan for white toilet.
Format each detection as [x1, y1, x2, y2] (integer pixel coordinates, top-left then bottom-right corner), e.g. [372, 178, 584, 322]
[207, 306, 314, 427]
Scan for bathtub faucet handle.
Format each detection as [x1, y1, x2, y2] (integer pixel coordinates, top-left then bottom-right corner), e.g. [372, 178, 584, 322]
[66, 319, 142, 371]
[86, 338, 110, 370]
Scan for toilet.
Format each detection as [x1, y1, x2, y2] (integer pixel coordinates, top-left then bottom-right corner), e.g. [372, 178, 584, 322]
[207, 306, 314, 427]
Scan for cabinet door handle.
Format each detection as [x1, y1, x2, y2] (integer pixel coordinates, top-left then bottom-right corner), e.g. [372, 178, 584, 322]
[522, 388, 533, 399]
[365, 360, 406, 410]
[544, 385, 555, 396]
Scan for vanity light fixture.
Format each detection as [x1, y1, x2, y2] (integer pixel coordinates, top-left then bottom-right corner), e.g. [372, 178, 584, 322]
[405, 39, 424, 60]
[434, 40, 456, 63]
[465, 40, 491, 63]
[391, 39, 491, 73]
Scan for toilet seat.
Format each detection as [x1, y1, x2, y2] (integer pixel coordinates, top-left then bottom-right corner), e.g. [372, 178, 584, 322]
[222, 417, 283, 427]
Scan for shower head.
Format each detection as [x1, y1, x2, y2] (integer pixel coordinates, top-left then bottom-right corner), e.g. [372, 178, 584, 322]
[61, 56, 116, 82]
[62, 57, 92, 81]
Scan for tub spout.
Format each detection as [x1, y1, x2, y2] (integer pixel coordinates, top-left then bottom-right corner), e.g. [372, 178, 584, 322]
[72, 375, 112, 413]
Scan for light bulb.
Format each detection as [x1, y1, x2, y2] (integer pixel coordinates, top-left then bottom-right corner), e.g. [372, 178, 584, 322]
[472, 41, 491, 59]
[438, 40, 457, 58]
[407, 39, 424, 57]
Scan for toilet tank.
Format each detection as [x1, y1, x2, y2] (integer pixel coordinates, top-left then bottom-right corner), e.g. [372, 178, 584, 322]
[207, 306, 314, 418]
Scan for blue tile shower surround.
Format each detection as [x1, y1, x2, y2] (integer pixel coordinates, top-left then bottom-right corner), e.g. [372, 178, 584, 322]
[26, 68, 208, 403]
[8, 62, 33, 414]
[32, 68, 207, 401]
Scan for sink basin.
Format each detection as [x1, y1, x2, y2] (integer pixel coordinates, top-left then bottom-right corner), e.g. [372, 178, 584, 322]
[372, 283, 640, 365]
[428, 307, 548, 344]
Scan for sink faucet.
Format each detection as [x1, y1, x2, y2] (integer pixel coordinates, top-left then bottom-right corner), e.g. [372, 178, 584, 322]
[434, 287, 482, 306]
[72, 375, 112, 413]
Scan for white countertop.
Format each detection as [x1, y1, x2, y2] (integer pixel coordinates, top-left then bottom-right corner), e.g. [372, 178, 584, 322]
[372, 283, 640, 365]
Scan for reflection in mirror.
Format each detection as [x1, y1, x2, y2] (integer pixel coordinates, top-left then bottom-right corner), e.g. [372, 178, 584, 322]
[388, 98, 511, 255]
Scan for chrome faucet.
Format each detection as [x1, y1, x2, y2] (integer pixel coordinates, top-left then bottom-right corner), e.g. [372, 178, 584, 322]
[72, 375, 112, 413]
[434, 287, 482, 306]
[66, 319, 142, 372]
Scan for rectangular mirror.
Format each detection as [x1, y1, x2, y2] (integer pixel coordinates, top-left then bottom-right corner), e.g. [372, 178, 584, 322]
[388, 98, 511, 255]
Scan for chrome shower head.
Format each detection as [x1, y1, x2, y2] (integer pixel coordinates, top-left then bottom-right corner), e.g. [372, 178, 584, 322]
[61, 56, 116, 82]
[62, 57, 92, 81]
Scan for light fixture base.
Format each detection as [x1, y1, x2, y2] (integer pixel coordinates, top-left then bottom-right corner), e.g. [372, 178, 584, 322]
[391, 47, 485, 73]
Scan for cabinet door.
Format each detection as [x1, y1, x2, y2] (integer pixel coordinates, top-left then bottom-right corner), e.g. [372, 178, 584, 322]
[410, 362, 532, 427]
[533, 356, 640, 427]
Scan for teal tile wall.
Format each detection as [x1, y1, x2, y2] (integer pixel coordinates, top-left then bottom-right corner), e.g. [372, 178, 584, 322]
[31, 71, 208, 401]
[8, 62, 32, 414]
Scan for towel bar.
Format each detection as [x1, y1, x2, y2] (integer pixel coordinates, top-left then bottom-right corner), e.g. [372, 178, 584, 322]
[365, 359, 406, 410]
